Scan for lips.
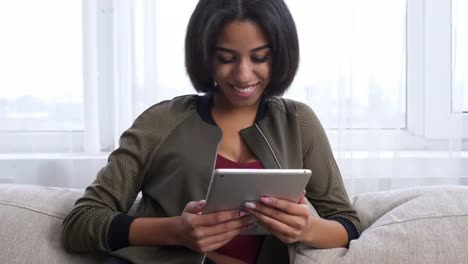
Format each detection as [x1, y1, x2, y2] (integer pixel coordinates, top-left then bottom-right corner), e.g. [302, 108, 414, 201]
[230, 83, 258, 98]
[233, 85, 256, 93]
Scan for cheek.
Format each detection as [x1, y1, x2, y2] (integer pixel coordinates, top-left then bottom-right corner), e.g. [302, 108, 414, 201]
[256, 64, 271, 81]
[212, 64, 232, 82]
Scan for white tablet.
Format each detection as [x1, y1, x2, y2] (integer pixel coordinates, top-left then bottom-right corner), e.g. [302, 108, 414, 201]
[203, 168, 312, 234]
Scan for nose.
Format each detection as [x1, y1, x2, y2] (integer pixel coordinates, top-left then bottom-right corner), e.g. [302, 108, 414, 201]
[232, 58, 254, 85]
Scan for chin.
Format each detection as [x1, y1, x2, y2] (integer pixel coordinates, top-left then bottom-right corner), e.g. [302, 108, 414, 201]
[228, 92, 263, 108]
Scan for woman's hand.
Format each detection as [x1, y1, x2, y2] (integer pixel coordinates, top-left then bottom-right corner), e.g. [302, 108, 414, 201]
[174, 200, 254, 253]
[244, 193, 312, 244]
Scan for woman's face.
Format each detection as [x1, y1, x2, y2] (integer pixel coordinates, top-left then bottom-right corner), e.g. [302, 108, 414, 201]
[212, 20, 271, 109]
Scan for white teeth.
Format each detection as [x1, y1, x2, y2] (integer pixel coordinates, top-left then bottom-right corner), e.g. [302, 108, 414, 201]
[233, 85, 256, 93]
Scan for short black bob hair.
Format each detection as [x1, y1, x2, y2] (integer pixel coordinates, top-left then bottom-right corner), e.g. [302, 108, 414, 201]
[185, 0, 299, 97]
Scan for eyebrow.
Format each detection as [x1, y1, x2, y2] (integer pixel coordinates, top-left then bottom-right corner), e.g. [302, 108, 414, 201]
[214, 44, 271, 53]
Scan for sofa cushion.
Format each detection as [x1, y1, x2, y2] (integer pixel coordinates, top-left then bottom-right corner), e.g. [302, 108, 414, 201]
[295, 185, 468, 264]
[0, 184, 100, 264]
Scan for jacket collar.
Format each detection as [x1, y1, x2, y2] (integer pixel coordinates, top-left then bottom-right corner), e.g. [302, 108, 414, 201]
[196, 92, 268, 126]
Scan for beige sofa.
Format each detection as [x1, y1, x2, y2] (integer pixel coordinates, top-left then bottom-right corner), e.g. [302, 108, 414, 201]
[1, 184, 468, 264]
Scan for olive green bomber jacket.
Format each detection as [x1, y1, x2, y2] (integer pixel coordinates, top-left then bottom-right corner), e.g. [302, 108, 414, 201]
[62, 93, 361, 264]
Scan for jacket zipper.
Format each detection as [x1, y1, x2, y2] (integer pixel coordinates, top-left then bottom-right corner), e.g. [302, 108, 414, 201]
[200, 139, 222, 264]
[255, 123, 298, 264]
[254, 124, 282, 169]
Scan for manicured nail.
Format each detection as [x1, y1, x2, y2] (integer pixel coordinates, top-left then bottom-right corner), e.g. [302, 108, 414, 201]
[198, 200, 206, 206]
[260, 197, 270, 205]
[239, 210, 247, 217]
[245, 202, 256, 209]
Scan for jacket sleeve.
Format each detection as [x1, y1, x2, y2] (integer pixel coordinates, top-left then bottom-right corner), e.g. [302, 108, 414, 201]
[296, 101, 362, 240]
[61, 108, 162, 253]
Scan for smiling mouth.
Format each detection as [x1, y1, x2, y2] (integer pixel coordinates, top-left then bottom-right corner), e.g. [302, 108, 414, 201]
[230, 83, 259, 94]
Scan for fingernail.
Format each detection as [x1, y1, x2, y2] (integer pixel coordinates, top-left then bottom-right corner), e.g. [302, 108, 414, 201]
[260, 197, 270, 204]
[239, 210, 247, 217]
[245, 202, 256, 209]
[199, 200, 206, 206]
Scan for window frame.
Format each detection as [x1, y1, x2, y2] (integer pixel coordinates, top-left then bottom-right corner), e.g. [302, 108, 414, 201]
[326, 0, 467, 151]
[407, 0, 468, 142]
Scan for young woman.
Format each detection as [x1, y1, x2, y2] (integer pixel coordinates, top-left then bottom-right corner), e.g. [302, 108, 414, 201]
[62, 1, 361, 263]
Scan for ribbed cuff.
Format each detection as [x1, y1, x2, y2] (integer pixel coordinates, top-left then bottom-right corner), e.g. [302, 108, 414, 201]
[107, 214, 136, 251]
[330, 216, 359, 246]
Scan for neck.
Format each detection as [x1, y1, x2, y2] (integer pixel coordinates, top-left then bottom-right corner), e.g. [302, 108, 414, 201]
[212, 93, 260, 126]
[212, 93, 259, 116]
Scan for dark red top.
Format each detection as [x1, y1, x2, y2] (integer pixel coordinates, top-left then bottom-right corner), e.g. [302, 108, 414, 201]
[214, 154, 265, 264]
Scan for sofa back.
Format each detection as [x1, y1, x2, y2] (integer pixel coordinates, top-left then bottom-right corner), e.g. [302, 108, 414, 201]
[2, 183, 468, 264]
[296, 185, 468, 264]
[0, 184, 100, 264]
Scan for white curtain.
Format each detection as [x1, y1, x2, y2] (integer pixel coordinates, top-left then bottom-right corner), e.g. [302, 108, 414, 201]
[286, 0, 466, 195]
[1, 0, 466, 192]
[82, 0, 465, 194]
[82, 0, 197, 153]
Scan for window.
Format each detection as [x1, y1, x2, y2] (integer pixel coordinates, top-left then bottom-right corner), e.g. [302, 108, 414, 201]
[2, 0, 465, 189]
[1, 0, 464, 154]
[285, 0, 406, 130]
[0, 1, 83, 132]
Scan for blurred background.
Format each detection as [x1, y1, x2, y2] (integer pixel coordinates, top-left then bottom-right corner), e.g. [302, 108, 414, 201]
[0, 0, 466, 195]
